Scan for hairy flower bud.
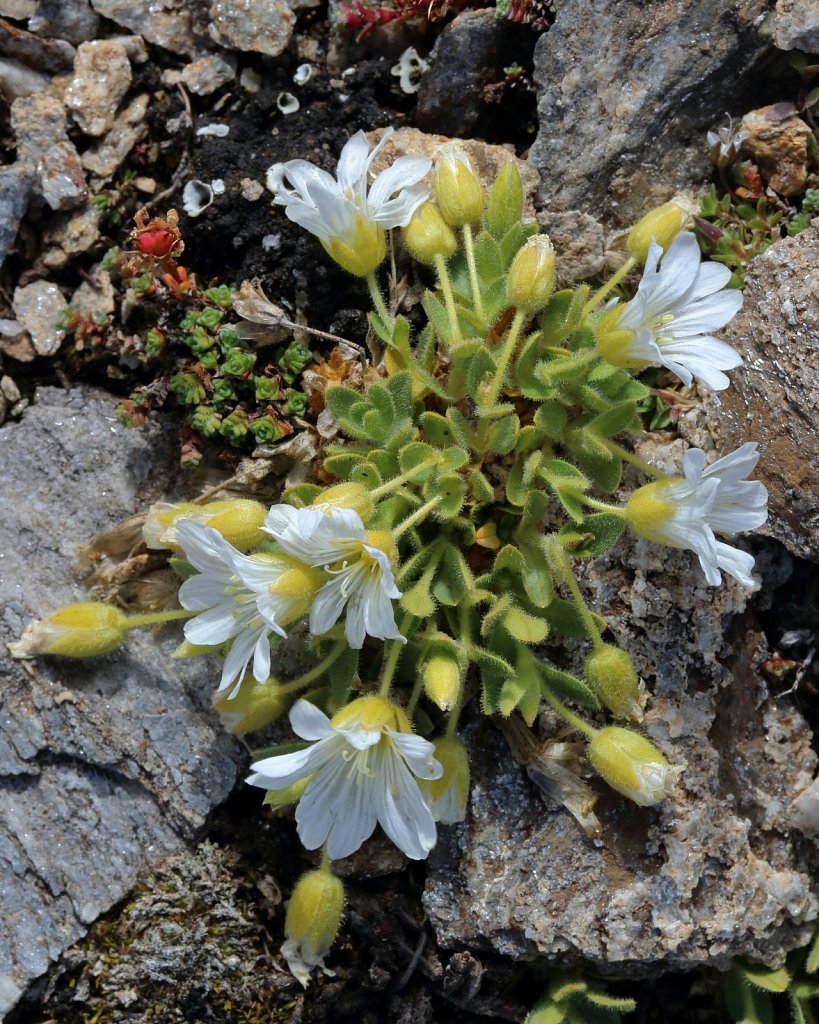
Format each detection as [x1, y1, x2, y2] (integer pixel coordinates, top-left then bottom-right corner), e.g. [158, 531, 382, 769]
[283, 868, 345, 987]
[314, 482, 375, 524]
[433, 144, 484, 227]
[423, 651, 463, 711]
[403, 202, 458, 264]
[585, 644, 643, 721]
[144, 499, 267, 552]
[9, 602, 129, 659]
[212, 676, 287, 734]
[506, 235, 556, 314]
[588, 727, 684, 807]
[627, 201, 689, 263]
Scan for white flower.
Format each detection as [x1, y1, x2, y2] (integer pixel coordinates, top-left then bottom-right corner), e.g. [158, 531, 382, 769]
[266, 127, 431, 276]
[626, 442, 768, 587]
[176, 521, 318, 694]
[263, 504, 403, 650]
[596, 231, 742, 391]
[423, 736, 470, 825]
[247, 697, 443, 860]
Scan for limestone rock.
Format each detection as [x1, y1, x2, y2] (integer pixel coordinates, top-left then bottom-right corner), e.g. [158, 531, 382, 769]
[739, 104, 813, 197]
[70, 266, 115, 320]
[165, 52, 236, 96]
[28, 0, 100, 45]
[208, 0, 295, 57]
[773, 0, 819, 51]
[38, 140, 88, 211]
[0, 16, 75, 72]
[10, 91, 68, 165]
[89, 0, 194, 54]
[41, 205, 101, 268]
[64, 40, 132, 136]
[0, 53, 49, 97]
[693, 223, 819, 562]
[11, 279, 67, 356]
[0, 387, 243, 1016]
[0, 163, 34, 268]
[0, 0, 35, 16]
[425, 523, 817, 971]
[528, 0, 769, 239]
[81, 92, 148, 183]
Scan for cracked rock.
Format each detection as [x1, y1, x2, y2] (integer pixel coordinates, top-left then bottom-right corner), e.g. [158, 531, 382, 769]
[64, 39, 131, 137]
[0, 387, 243, 1017]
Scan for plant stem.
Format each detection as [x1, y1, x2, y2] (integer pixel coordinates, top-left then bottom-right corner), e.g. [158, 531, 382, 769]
[559, 553, 604, 648]
[462, 223, 485, 323]
[281, 640, 348, 692]
[580, 495, 628, 516]
[479, 308, 527, 410]
[392, 494, 443, 540]
[584, 256, 637, 313]
[367, 272, 392, 326]
[320, 846, 333, 872]
[602, 439, 668, 479]
[405, 674, 425, 719]
[370, 457, 440, 500]
[378, 612, 414, 697]
[540, 681, 598, 739]
[433, 253, 463, 345]
[125, 608, 194, 629]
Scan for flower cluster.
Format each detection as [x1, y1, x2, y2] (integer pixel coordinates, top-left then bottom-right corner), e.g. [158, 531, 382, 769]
[12, 128, 772, 988]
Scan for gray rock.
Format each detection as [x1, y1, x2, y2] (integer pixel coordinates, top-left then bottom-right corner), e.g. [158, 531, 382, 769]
[208, 0, 295, 57]
[0, 387, 243, 1017]
[0, 17, 74, 71]
[0, 0, 35, 17]
[28, 0, 99, 45]
[81, 92, 148, 183]
[425, 521, 818, 970]
[64, 40, 132, 137]
[38, 140, 88, 211]
[41, 204, 101, 268]
[773, 0, 819, 51]
[11, 279, 67, 355]
[165, 52, 236, 96]
[0, 54, 49, 97]
[690, 223, 819, 562]
[10, 91, 67, 165]
[528, 0, 769, 239]
[70, 266, 115, 320]
[0, 162, 33, 269]
[90, 0, 194, 55]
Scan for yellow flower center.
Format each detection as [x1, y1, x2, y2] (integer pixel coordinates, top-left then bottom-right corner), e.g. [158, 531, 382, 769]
[625, 482, 677, 543]
[331, 695, 411, 734]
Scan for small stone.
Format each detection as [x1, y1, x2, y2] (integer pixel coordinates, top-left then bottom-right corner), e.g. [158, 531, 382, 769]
[179, 52, 235, 96]
[240, 177, 264, 201]
[239, 66, 260, 92]
[10, 92, 67, 165]
[538, 209, 606, 284]
[38, 140, 88, 211]
[64, 40, 131, 137]
[28, 0, 100, 45]
[738, 105, 813, 197]
[12, 280, 67, 356]
[208, 0, 295, 57]
[0, 375, 22, 403]
[0, 17, 75, 72]
[0, 162, 34, 269]
[81, 93, 148, 183]
[195, 122, 229, 137]
[773, 0, 819, 51]
[0, 0, 35, 17]
[41, 205, 101, 268]
[89, 0, 194, 54]
[0, 53, 48, 96]
[70, 267, 114, 320]
[107, 34, 148, 62]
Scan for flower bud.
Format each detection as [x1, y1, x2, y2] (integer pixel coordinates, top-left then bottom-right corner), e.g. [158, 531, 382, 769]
[322, 212, 386, 277]
[624, 481, 677, 545]
[263, 776, 310, 809]
[423, 651, 463, 711]
[506, 235, 556, 314]
[314, 482, 375, 524]
[585, 644, 643, 720]
[594, 304, 644, 369]
[213, 677, 287, 734]
[626, 201, 689, 263]
[283, 868, 345, 987]
[402, 202, 458, 264]
[433, 144, 484, 227]
[143, 499, 267, 552]
[424, 735, 470, 823]
[588, 726, 684, 806]
[8, 602, 130, 659]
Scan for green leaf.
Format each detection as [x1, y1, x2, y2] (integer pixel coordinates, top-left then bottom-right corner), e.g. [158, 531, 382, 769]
[587, 401, 640, 438]
[539, 663, 600, 708]
[541, 597, 603, 639]
[383, 371, 413, 418]
[424, 473, 467, 519]
[740, 962, 791, 994]
[445, 406, 475, 449]
[534, 402, 568, 440]
[351, 461, 382, 489]
[503, 605, 550, 644]
[472, 229, 505, 282]
[540, 458, 590, 522]
[584, 992, 637, 1011]
[322, 451, 366, 479]
[517, 544, 554, 607]
[281, 483, 324, 507]
[805, 930, 819, 974]
[448, 341, 487, 401]
[401, 574, 437, 617]
[424, 289, 459, 347]
[399, 441, 438, 481]
[725, 969, 774, 1024]
[466, 347, 498, 405]
[469, 469, 496, 504]
[486, 414, 519, 455]
[484, 161, 523, 239]
[420, 411, 454, 446]
[432, 546, 473, 605]
[558, 513, 626, 557]
[540, 289, 588, 344]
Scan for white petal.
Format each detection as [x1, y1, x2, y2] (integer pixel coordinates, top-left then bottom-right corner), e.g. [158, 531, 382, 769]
[681, 448, 707, 486]
[248, 744, 316, 787]
[310, 574, 349, 638]
[253, 630, 271, 682]
[220, 627, 261, 688]
[336, 130, 371, 193]
[178, 574, 232, 611]
[175, 520, 236, 575]
[290, 700, 333, 741]
[392, 731, 443, 780]
[668, 289, 743, 335]
[374, 748, 437, 859]
[715, 541, 757, 588]
[368, 156, 431, 212]
[183, 603, 240, 645]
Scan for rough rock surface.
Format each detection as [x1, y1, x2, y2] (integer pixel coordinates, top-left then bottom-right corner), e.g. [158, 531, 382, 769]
[773, 0, 819, 51]
[28, 0, 100, 45]
[89, 0, 194, 54]
[11, 280, 67, 356]
[208, 0, 296, 57]
[64, 39, 131, 136]
[37, 140, 88, 211]
[9, 92, 88, 213]
[0, 164, 34, 269]
[528, 0, 770, 247]
[0, 387, 243, 1017]
[81, 92, 148, 183]
[425, 518, 818, 970]
[694, 223, 819, 562]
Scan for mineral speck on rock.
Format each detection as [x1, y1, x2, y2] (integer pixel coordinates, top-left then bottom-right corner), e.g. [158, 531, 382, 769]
[11, 279, 67, 356]
[208, 0, 296, 57]
[64, 40, 132, 136]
